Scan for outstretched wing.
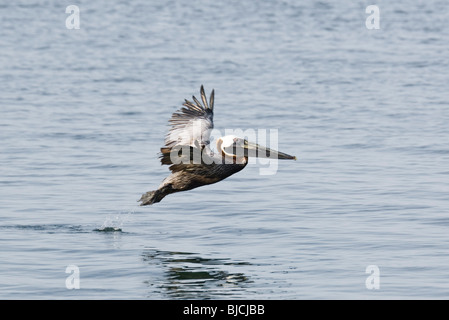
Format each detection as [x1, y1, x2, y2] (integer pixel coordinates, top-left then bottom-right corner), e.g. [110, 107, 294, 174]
[164, 85, 214, 150]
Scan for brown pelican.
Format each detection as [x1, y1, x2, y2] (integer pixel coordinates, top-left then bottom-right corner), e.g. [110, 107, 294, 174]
[139, 86, 296, 206]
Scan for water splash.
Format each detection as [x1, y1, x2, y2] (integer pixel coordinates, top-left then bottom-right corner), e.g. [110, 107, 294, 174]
[94, 208, 135, 232]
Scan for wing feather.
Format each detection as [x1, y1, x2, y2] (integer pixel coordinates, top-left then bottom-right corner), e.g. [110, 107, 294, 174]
[162, 86, 215, 166]
[209, 89, 214, 111]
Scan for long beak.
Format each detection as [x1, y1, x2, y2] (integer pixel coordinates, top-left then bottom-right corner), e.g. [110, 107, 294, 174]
[244, 141, 297, 160]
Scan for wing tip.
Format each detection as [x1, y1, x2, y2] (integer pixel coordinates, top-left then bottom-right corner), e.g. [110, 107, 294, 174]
[199, 85, 214, 111]
[209, 89, 214, 111]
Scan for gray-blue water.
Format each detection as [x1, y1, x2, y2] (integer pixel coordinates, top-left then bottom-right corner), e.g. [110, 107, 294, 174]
[1, 0, 449, 299]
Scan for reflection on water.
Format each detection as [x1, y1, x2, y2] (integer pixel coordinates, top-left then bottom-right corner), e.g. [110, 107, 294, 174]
[142, 248, 252, 299]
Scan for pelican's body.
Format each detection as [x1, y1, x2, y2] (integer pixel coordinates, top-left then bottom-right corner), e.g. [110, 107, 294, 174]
[139, 86, 296, 206]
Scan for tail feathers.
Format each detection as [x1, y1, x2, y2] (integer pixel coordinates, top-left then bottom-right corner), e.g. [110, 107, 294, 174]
[138, 185, 173, 206]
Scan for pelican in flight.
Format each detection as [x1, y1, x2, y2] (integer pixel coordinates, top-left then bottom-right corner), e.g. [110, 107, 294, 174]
[139, 86, 296, 206]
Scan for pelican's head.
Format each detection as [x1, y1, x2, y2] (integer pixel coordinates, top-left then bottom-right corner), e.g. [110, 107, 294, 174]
[217, 135, 296, 160]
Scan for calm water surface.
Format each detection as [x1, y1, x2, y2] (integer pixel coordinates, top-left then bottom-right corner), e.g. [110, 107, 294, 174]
[1, 0, 449, 299]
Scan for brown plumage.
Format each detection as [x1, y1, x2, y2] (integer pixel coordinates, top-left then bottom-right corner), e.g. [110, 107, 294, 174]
[138, 86, 296, 206]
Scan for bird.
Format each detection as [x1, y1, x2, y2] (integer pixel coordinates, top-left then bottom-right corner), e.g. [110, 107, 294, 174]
[138, 85, 296, 206]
